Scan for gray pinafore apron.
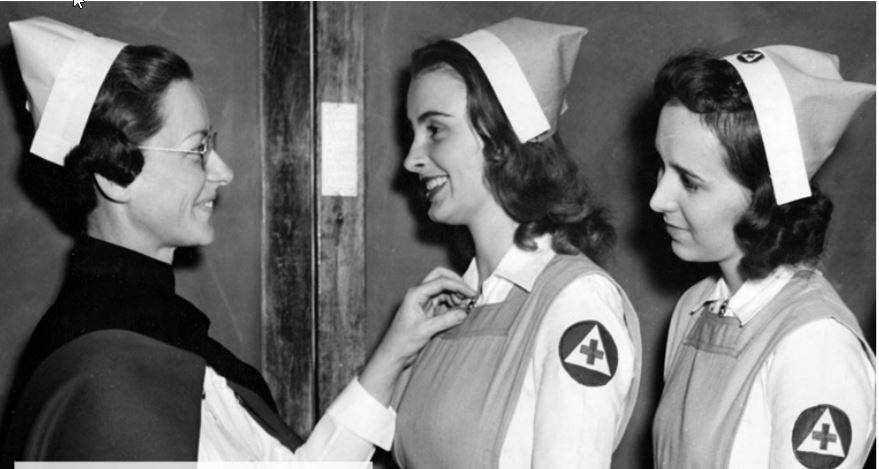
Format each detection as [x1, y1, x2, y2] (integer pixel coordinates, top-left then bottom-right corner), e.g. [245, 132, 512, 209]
[652, 269, 874, 468]
[393, 255, 642, 469]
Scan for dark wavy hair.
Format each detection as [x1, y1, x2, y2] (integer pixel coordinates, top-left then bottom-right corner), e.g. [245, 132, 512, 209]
[654, 49, 833, 280]
[63, 45, 193, 230]
[410, 40, 614, 259]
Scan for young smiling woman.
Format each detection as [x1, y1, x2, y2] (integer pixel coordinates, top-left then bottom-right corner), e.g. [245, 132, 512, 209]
[404, 65, 518, 270]
[391, 18, 642, 469]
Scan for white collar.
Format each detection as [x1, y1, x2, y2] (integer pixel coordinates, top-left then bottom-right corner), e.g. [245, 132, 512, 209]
[462, 234, 556, 292]
[697, 266, 797, 325]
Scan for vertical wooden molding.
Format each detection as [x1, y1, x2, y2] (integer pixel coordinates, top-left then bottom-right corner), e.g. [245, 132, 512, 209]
[314, 2, 367, 414]
[260, 1, 365, 431]
[260, 1, 317, 436]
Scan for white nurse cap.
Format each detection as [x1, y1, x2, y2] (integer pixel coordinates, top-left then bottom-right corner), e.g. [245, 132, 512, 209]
[723, 45, 875, 205]
[10, 16, 126, 166]
[453, 17, 587, 143]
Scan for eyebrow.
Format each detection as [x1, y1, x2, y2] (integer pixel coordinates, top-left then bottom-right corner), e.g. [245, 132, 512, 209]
[183, 128, 210, 141]
[414, 110, 453, 124]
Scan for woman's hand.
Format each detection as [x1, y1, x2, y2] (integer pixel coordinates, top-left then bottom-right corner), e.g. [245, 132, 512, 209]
[359, 267, 476, 405]
[381, 267, 476, 365]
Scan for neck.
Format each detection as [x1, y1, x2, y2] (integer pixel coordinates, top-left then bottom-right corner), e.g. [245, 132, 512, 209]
[467, 211, 518, 285]
[88, 210, 175, 264]
[718, 257, 744, 294]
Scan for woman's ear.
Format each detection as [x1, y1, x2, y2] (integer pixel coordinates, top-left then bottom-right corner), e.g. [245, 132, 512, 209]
[93, 173, 132, 204]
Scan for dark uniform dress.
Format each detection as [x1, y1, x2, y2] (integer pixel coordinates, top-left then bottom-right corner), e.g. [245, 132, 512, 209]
[1, 237, 301, 463]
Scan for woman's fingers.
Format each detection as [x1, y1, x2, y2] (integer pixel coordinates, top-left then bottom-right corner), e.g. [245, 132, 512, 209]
[418, 266, 476, 311]
[429, 291, 472, 316]
[370, 270, 475, 369]
[408, 276, 477, 306]
[377, 275, 473, 360]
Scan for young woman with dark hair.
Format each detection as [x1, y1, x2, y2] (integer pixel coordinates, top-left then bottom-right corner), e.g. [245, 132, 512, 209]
[652, 50, 835, 281]
[409, 40, 615, 259]
[392, 19, 642, 468]
[3, 16, 473, 463]
[649, 48, 876, 468]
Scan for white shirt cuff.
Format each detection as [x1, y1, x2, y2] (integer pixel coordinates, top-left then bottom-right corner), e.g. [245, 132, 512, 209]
[325, 378, 397, 450]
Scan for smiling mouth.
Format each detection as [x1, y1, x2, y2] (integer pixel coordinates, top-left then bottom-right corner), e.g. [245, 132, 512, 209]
[195, 199, 215, 211]
[422, 175, 449, 200]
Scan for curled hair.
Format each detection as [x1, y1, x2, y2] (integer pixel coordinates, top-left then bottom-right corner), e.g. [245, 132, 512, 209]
[654, 49, 833, 279]
[64, 45, 193, 228]
[410, 40, 614, 259]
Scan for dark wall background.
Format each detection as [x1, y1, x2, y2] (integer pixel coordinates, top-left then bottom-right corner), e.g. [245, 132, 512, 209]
[0, 1, 263, 425]
[364, 3, 876, 468]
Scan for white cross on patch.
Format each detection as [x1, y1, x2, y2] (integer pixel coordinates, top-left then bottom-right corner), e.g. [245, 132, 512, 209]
[796, 408, 846, 458]
[563, 325, 611, 376]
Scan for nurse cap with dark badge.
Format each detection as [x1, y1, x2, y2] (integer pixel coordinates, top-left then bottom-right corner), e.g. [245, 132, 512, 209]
[10, 16, 125, 166]
[452, 17, 587, 143]
[722, 45, 875, 205]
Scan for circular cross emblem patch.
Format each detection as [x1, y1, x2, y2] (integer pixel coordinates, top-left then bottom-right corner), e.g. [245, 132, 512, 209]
[558, 320, 617, 386]
[737, 50, 765, 64]
[791, 404, 852, 468]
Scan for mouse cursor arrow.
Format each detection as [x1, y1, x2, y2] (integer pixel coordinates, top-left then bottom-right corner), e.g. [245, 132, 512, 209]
[73, 0, 84, 8]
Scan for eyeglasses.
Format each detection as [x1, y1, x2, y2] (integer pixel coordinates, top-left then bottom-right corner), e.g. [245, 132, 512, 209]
[138, 129, 217, 168]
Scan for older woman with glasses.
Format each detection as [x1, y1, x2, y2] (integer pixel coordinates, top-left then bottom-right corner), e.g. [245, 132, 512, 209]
[2, 16, 473, 462]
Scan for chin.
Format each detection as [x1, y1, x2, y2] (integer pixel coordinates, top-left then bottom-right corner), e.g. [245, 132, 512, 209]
[671, 244, 724, 266]
[189, 225, 216, 247]
[427, 207, 450, 225]
[199, 231, 216, 246]
[670, 241, 700, 263]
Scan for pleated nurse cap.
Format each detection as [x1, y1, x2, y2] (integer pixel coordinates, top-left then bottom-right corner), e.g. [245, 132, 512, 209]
[723, 45, 875, 205]
[453, 17, 587, 143]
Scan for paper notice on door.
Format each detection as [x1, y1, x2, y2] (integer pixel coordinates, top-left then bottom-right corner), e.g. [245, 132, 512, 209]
[320, 102, 359, 197]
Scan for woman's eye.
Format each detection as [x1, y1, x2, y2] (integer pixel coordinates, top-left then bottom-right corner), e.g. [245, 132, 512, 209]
[680, 174, 699, 192]
[427, 124, 443, 138]
[188, 152, 206, 168]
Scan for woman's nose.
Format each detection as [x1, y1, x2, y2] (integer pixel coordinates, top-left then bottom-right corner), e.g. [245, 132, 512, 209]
[403, 140, 427, 173]
[649, 173, 674, 213]
[206, 150, 234, 185]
